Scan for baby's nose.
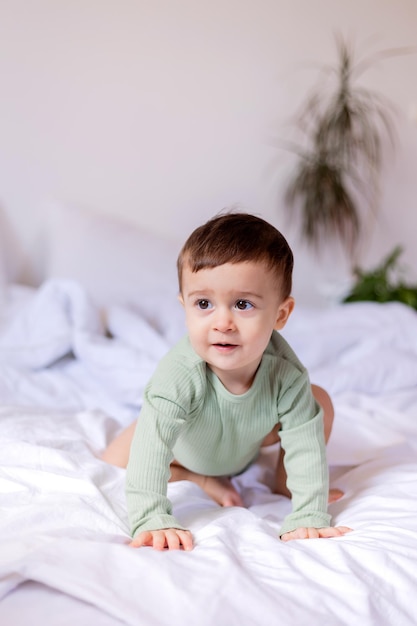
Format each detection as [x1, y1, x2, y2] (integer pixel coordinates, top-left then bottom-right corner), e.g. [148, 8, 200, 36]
[213, 307, 235, 332]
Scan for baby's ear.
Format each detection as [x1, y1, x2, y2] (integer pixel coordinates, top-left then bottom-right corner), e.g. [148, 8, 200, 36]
[274, 297, 295, 330]
[178, 293, 184, 307]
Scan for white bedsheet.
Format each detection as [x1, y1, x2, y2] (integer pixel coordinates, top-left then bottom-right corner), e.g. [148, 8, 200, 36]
[1, 281, 417, 625]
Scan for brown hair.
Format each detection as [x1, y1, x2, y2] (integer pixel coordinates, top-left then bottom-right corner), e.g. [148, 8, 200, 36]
[177, 212, 294, 298]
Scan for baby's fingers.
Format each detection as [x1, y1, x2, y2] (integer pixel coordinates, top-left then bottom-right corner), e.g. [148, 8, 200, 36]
[129, 530, 157, 549]
[317, 526, 353, 538]
[281, 526, 353, 541]
[129, 529, 193, 551]
[160, 528, 193, 551]
[281, 527, 318, 541]
[168, 529, 194, 551]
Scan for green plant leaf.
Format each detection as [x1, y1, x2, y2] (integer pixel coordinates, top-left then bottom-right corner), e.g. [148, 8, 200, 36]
[343, 246, 417, 310]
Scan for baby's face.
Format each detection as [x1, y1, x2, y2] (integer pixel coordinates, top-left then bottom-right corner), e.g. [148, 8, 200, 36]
[179, 261, 294, 393]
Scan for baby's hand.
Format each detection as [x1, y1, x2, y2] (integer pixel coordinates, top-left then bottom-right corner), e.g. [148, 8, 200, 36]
[130, 528, 193, 551]
[281, 526, 352, 542]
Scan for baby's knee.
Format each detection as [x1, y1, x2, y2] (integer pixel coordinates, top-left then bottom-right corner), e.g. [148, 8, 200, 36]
[311, 384, 334, 442]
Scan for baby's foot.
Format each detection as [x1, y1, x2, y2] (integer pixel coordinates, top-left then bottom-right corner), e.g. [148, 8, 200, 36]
[201, 476, 244, 507]
[329, 488, 344, 503]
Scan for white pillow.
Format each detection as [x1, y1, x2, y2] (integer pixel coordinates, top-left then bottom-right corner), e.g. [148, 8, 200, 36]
[43, 203, 183, 333]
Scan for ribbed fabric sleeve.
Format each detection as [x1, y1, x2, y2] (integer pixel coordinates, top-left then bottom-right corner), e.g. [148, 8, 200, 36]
[126, 339, 205, 535]
[126, 332, 331, 538]
[277, 373, 331, 535]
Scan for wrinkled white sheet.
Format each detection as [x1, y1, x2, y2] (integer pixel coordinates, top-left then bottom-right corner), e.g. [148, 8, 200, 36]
[1, 281, 417, 625]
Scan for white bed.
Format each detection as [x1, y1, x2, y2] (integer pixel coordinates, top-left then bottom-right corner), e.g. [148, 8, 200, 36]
[1, 205, 417, 626]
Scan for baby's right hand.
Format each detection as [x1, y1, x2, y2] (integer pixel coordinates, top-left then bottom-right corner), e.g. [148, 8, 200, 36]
[130, 528, 193, 551]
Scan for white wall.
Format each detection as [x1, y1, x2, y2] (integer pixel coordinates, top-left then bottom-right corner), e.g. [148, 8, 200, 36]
[0, 0, 416, 306]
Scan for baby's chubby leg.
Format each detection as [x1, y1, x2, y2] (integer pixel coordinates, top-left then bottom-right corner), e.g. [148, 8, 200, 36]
[101, 422, 243, 507]
[170, 463, 243, 507]
[101, 421, 136, 468]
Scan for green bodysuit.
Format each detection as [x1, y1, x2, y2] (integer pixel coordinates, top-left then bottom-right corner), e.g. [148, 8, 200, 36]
[126, 332, 331, 537]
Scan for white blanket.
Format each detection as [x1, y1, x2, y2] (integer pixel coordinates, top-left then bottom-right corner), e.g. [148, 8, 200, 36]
[1, 281, 417, 625]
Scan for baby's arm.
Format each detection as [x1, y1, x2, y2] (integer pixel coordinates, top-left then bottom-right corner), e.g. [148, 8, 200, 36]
[277, 371, 349, 539]
[126, 403, 188, 544]
[281, 526, 352, 541]
[130, 528, 193, 551]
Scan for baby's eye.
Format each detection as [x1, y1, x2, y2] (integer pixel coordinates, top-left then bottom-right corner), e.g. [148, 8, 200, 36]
[196, 299, 212, 310]
[235, 300, 253, 311]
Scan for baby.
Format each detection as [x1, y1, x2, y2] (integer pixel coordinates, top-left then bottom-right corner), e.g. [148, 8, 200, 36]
[102, 212, 350, 550]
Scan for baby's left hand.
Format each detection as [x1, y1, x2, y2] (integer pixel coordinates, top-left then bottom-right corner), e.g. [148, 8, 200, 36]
[281, 526, 352, 541]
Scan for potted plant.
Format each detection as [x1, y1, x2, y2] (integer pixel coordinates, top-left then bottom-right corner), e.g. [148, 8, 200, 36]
[282, 34, 409, 262]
